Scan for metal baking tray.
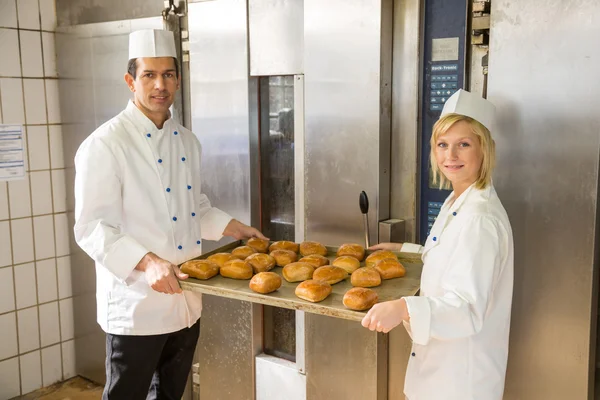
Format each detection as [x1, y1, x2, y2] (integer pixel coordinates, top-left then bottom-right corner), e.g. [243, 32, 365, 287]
[180, 240, 423, 322]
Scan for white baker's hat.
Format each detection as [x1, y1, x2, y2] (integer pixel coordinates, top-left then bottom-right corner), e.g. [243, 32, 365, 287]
[128, 29, 177, 60]
[440, 89, 496, 131]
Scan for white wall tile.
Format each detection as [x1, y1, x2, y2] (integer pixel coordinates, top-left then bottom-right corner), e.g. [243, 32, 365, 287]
[0, 28, 21, 76]
[0, 357, 21, 399]
[48, 125, 64, 168]
[20, 350, 42, 394]
[17, 306, 39, 353]
[45, 79, 60, 124]
[14, 262, 36, 309]
[54, 213, 70, 256]
[0, 266, 15, 313]
[41, 344, 61, 386]
[11, 218, 34, 264]
[8, 176, 31, 218]
[22, 125, 29, 171]
[0, 78, 25, 124]
[0, 221, 11, 267]
[42, 32, 57, 77]
[61, 339, 75, 379]
[17, 0, 40, 30]
[56, 256, 71, 299]
[30, 171, 52, 214]
[39, 0, 56, 32]
[39, 301, 60, 347]
[26, 125, 49, 171]
[36, 259, 57, 303]
[33, 215, 55, 259]
[0, 0, 18, 29]
[0, 312, 18, 360]
[23, 79, 47, 124]
[0, 181, 9, 220]
[51, 169, 66, 213]
[59, 298, 74, 341]
[19, 30, 43, 77]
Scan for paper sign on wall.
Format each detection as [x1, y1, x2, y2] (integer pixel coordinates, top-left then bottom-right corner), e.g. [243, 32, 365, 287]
[0, 125, 25, 181]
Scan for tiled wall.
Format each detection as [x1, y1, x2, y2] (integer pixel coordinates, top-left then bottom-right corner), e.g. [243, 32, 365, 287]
[0, 0, 77, 399]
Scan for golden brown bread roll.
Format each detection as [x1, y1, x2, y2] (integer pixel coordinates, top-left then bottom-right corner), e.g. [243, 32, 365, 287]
[365, 250, 399, 268]
[249, 272, 282, 294]
[299, 241, 328, 257]
[207, 252, 236, 268]
[180, 260, 219, 280]
[231, 246, 257, 260]
[313, 266, 348, 285]
[246, 253, 276, 273]
[374, 258, 406, 279]
[351, 267, 382, 288]
[343, 287, 378, 311]
[298, 254, 330, 268]
[336, 243, 366, 261]
[247, 238, 270, 253]
[282, 262, 315, 282]
[331, 256, 361, 274]
[269, 240, 299, 253]
[270, 249, 298, 267]
[220, 259, 253, 280]
[295, 280, 332, 302]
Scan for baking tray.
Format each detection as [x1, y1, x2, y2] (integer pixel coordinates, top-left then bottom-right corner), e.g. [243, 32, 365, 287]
[180, 240, 423, 322]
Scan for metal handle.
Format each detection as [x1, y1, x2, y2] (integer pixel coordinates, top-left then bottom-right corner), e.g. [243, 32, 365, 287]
[360, 191, 370, 248]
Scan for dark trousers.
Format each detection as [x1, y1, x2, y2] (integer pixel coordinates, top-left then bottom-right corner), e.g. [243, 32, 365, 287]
[103, 320, 200, 400]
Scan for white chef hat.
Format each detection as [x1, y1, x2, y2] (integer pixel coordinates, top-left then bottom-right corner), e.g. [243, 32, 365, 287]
[129, 29, 177, 60]
[440, 89, 496, 131]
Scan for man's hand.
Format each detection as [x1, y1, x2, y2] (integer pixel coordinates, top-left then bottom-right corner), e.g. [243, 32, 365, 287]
[361, 298, 409, 333]
[135, 253, 188, 294]
[222, 219, 268, 240]
[368, 242, 403, 252]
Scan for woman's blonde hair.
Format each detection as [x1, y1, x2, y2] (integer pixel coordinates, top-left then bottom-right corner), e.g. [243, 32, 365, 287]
[430, 113, 495, 190]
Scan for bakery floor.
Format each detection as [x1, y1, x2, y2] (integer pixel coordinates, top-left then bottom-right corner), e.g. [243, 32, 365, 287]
[12, 376, 103, 400]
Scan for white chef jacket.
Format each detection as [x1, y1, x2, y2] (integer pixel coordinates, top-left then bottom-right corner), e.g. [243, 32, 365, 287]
[74, 100, 232, 335]
[401, 183, 514, 400]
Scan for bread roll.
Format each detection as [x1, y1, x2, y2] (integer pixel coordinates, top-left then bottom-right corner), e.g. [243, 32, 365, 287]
[269, 240, 299, 253]
[220, 259, 253, 280]
[295, 280, 332, 303]
[231, 246, 257, 260]
[343, 287, 378, 311]
[365, 250, 399, 268]
[249, 272, 282, 294]
[180, 260, 219, 280]
[299, 241, 328, 257]
[245, 253, 276, 273]
[351, 267, 382, 288]
[336, 243, 366, 261]
[270, 249, 298, 267]
[207, 252, 236, 268]
[247, 238, 270, 253]
[299, 254, 330, 268]
[313, 266, 348, 285]
[374, 258, 406, 279]
[331, 256, 360, 274]
[282, 262, 315, 282]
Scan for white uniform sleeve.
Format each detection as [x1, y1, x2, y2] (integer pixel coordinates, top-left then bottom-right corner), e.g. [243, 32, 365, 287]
[197, 194, 233, 241]
[73, 137, 149, 283]
[401, 243, 423, 254]
[403, 215, 505, 345]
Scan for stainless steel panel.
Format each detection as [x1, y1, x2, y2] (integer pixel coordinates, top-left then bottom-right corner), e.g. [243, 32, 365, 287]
[188, 0, 251, 254]
[56, 0, 177, 26]
[293, 75, 306, 242]
[255, 355, 306, 400]
[196, 296, 255, 400]
[488, 1, 600, 398]
[306, 314, 387, 399]
[304, 0, 393, 247]
[249, 0, 303, 76]
[390, 0, 422, 243]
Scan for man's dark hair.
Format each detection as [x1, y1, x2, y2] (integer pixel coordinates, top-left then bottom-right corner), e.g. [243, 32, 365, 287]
[127, 58, 179, 79]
